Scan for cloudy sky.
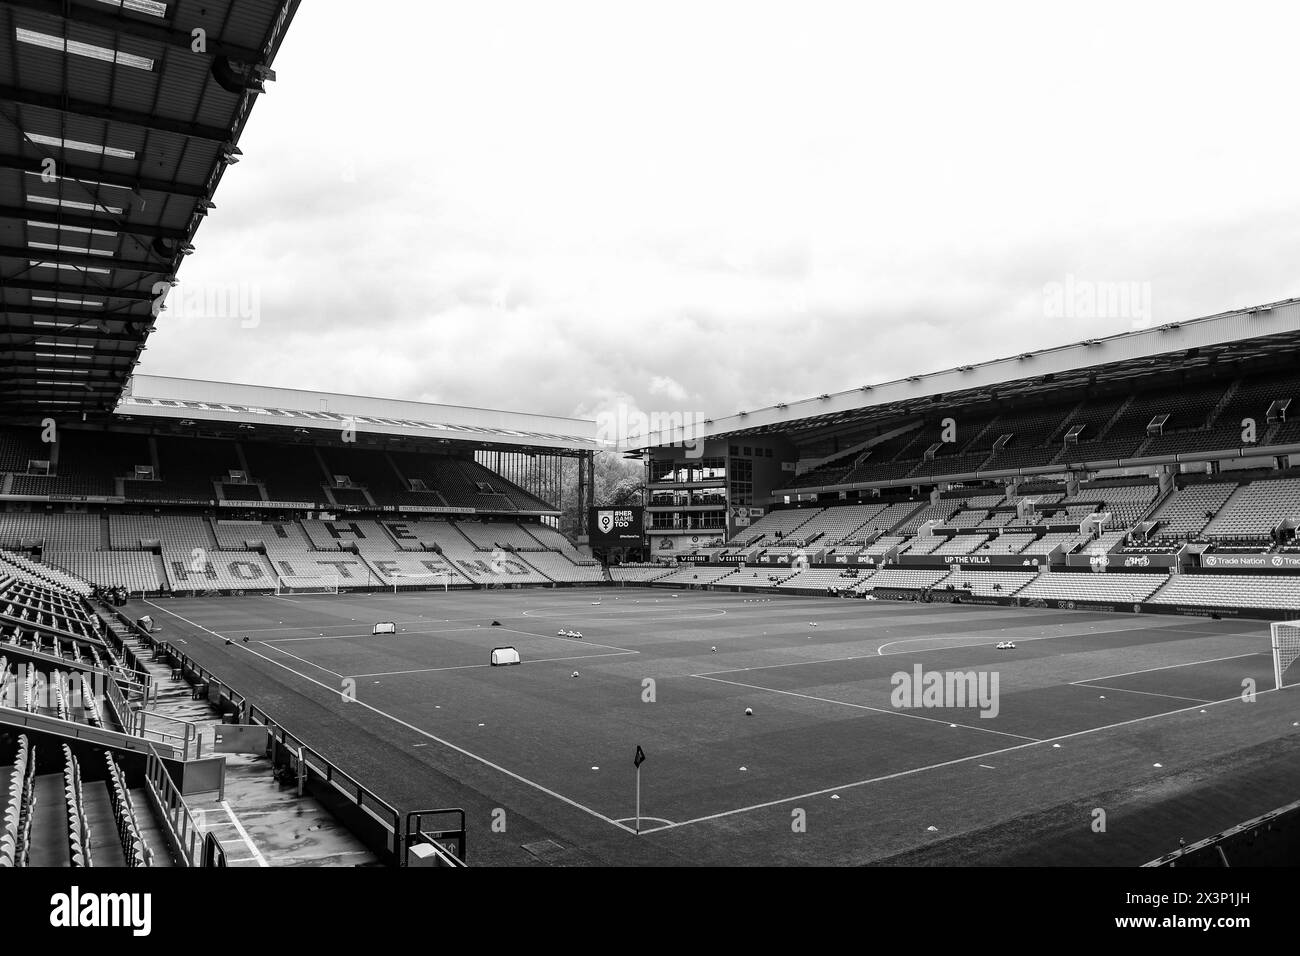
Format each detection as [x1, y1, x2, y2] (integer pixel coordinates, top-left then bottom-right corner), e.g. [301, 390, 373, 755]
[144, 0, 1300, 429]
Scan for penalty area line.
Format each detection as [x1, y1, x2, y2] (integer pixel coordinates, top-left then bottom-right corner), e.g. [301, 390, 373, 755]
[142, 600, 637, 836]
[639, 682, 1292, 835]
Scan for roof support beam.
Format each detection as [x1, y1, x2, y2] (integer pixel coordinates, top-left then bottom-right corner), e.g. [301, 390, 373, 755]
[0, 327, 145, 344]
[4, 0, 267, 63]
[0, 344, 133, 360]
[0, 203, 188, 241]
[0, 85, 231, 143]
[0, 277, 158, 302]
[0, 369, 121, 383]
[0, 242, 164, 273]
[0, 303, 150, 325]
[0, 151, 207, 198]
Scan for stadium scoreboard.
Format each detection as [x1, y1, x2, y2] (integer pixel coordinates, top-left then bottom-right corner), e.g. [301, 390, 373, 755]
[590, 506, 646, 546]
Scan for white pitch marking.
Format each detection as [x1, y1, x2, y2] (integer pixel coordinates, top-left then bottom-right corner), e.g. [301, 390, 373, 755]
[142, 600, 638, 836]
[348, 650, 637, 679]
[692, 674, 1039, 742]
[1070, 683, 1211, 704]
[220, 801, 269, 867]
[260, 642, 346, 679]
[638, 682, 1294, 835]
[1069, 652, 1267, 684]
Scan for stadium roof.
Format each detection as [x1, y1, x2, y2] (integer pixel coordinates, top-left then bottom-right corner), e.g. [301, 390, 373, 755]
[114, 374, 602, 453]
[0, 0, 299, 414]
[641, 297, 1300, 453]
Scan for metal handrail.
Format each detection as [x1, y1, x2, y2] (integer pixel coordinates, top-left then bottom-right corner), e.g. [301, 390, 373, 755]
[143, 742, 226, 867]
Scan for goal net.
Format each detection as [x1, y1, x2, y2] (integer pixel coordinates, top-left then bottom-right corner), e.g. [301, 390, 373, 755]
[391, 571, 451, 593]
[275, 573, 340, 596]
[1270, 620, 1300, 690]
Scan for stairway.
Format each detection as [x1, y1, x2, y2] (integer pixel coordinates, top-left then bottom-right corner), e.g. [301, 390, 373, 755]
[128, 788, 176, 867]
[1096, 395, 1135, 440]
[1206, 378, 1240, 428]
[82, 781, 128, 868]
[1201, 484, 1250, 537]
[25, 773, 67, 867]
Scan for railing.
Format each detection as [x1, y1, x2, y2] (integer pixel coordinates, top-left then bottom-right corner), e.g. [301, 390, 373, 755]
[132, 709, 200, 759]
[101, 599, 407, 866]
[248, 703, 402, 864]
[402, 808, 467, 867]
[143, 743, 226, 867]
[104, 753, 149, 867]
[94, 604, 155, 691]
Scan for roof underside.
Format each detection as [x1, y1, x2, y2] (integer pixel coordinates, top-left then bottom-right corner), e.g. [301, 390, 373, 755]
[0, 0, 299, 414]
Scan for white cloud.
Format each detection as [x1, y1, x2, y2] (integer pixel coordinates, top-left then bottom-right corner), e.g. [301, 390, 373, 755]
[142, 0, 1300, 423]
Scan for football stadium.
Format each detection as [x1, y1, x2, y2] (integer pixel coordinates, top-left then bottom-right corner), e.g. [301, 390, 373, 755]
[1, 0, 1298, 881]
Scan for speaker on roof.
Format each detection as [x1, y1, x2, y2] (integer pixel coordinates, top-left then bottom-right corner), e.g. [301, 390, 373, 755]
[211, 56, 267, 95]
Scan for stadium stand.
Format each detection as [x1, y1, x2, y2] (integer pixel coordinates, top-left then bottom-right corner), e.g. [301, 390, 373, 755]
[517, 551, 605, 583]
[777, 504, 886, 545]
[404, 521, 552, 585]
[1149, 574, 1300, 612]
[129, 437, 241, 503]
[651, 565, 740, 586]
[43, 553, 166, 595]
[110, 515, 216, 553]
[934, 569, 1038, 596]
[458, 521, 546, 551]
[1, 550, 92, 597]
[609, 564, 675, 583]
[862, 535, 906, 557]
[0, 514, 101, 552]
[1021, 532, 1090, 556]
[773, 568, 865, 591]
[934, 534, 990, 556]
[856, 568, 950, 591]
[212, 519, 313, 552]
[1148, 482, 1238, 540]
[1203, 478, 1300, 541]
[162, 550, 277, 593]
[975, 532, 1035, 554]
[300, 518, 394, 552]
[358, 551, 467, 588]
[727, 508, 820, 546]
[1015, 573, 1167, 603]
[242, 443, 328, 504]
[894, 500, 956, 534]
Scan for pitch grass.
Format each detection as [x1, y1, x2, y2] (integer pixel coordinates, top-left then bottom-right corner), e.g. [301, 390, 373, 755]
[140, 587, 1298, 866]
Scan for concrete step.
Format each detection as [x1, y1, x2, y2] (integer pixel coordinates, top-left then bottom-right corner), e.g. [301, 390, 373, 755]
[128, 788, 176, 867]
[27, 773, 68, 867]
[82, 780, 128, 868]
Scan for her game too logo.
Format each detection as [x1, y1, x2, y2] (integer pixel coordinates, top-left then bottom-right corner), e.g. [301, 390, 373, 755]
[597, 509, 633, 535]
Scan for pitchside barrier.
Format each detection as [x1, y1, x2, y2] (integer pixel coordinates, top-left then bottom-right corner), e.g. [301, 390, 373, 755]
[402, 809, 467, 867]
[626, 571, 1300, 621]
[100, 603, 411, 865]
[252, 704, 404, 865]
[1144, 796, 1300, 867]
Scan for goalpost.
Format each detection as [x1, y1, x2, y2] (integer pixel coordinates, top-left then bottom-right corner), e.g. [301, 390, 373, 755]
[1269, 620, 1300, 690]
[391, 571, 451, 594]
[274, 573, 340, 596]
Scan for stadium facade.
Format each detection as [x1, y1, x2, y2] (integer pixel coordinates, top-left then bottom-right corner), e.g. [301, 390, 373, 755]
[634, 300, 1300, 623]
